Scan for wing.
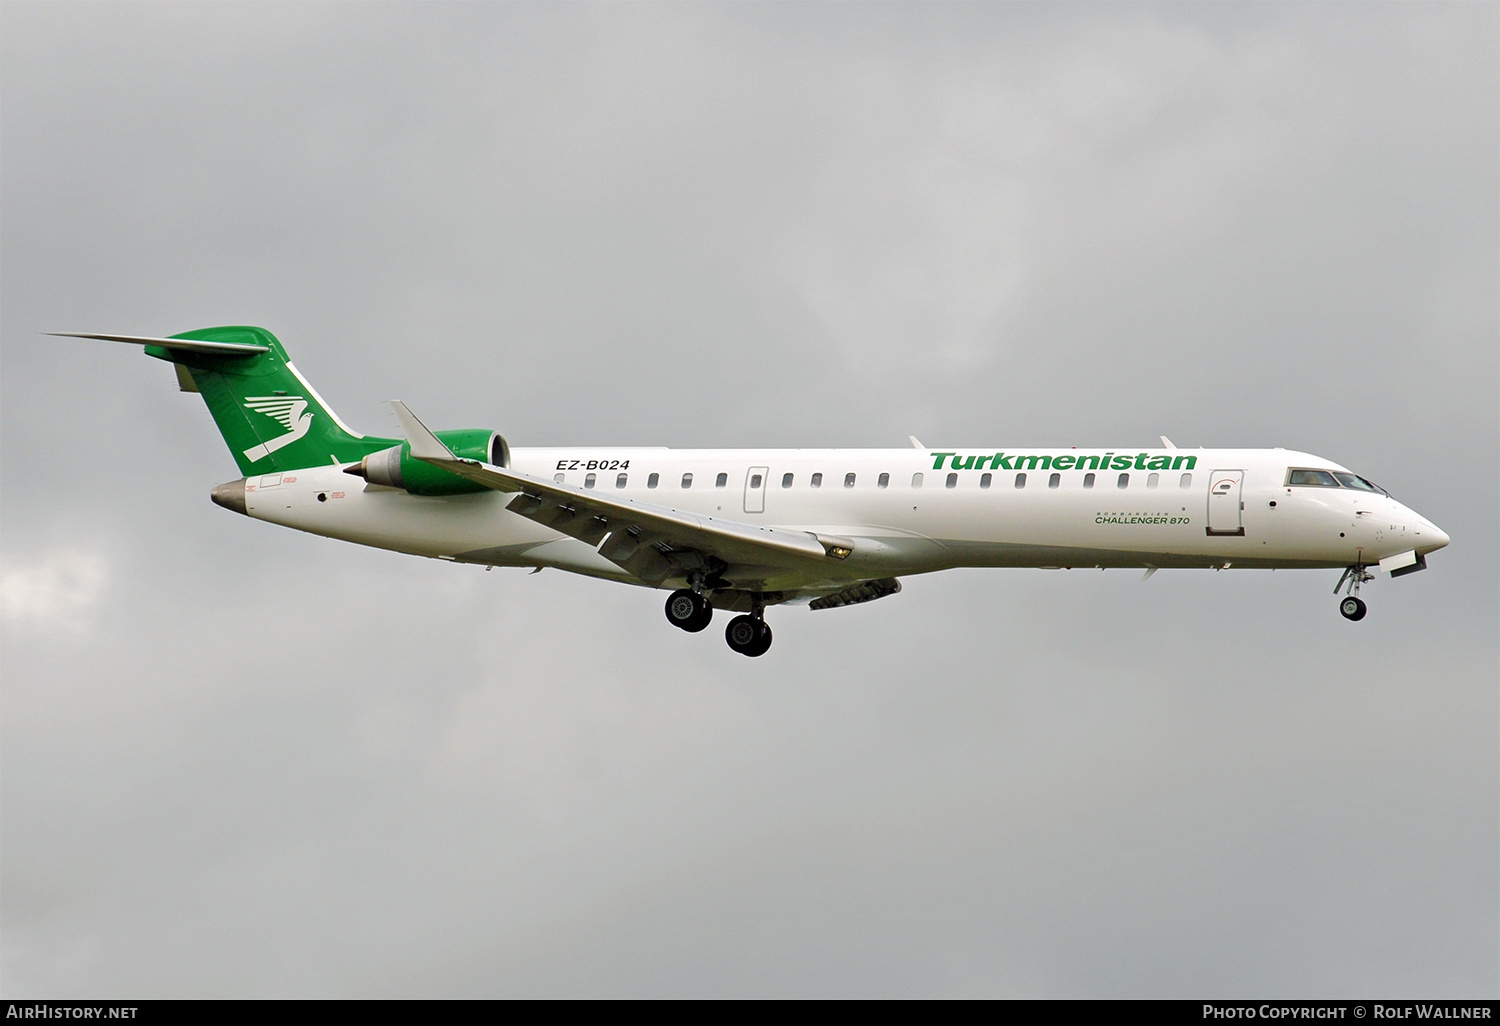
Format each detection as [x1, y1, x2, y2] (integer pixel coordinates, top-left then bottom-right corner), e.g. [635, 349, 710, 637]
[388, 401, 852, 587]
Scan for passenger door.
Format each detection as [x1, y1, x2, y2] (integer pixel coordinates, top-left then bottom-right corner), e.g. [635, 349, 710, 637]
[1206, 470, 1245, 536]
[743, 466, 768, 514]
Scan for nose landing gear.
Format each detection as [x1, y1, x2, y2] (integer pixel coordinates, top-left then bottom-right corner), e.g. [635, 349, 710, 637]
[1334, 565, 1373, 621]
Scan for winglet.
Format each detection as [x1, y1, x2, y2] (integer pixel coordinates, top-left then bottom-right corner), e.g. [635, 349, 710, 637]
[388, 401, 458, 460]
[909, 435, 925, 449]
[1160, 436, 1177, 450]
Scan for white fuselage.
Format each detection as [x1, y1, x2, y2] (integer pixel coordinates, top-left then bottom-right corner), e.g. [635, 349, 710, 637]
[240, 446, 1449, 594]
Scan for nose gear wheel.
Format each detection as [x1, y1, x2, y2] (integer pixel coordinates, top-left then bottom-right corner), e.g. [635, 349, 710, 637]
[1333, 565, 1374, 622]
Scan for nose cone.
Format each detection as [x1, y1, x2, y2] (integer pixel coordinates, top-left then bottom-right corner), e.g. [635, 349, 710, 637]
[1415, 516, 1449, 554]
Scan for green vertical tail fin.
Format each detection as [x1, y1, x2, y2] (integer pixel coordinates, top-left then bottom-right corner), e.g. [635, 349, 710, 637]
[149, 326, 394, 475]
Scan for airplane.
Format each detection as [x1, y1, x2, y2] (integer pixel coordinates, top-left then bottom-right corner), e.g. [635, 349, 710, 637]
[52, 326, 1451, 656]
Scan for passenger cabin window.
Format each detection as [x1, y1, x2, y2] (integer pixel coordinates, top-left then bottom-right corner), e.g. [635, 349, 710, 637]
[911, 473, 923, 488]
[585, 473, 597, 488]
[1048, 473, 1060, 489]
[616, 473, 628, 488]
[980, 473, 992, 488]
[554, 473, 565, 484]
[648, 473, 659, 489]
[1147, 473, 1159, 488]
[946, 473, 957, 488]
[811, 473, 823, 488]
[1179, 473, 1191, 488]
[1084, 473, 1096, 489]
[844, 473, 856, 488]
[878, 473, 889, 488]
[715, 472, 728, 488]
[750, 474, 762, 489]
[681, 473, 693, 489]
[782, 472, 794, 488]
[1117, 473, 1129, 489]
[1015, 473, 1026, 489]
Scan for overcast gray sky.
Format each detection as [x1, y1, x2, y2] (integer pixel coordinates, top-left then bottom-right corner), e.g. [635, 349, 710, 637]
[2, 2, 1495, 998]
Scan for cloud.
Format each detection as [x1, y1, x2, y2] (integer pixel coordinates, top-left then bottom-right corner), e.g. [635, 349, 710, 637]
[0, 547, 109, 636]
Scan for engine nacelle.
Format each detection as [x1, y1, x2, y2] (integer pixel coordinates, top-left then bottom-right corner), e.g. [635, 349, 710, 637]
[347, 429, 508, 496]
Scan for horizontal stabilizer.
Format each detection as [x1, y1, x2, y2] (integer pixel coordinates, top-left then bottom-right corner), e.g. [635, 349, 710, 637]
[49, 332, 269, 356]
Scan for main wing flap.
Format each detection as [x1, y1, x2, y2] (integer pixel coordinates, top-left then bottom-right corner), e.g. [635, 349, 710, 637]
[808, 577, 902, 610]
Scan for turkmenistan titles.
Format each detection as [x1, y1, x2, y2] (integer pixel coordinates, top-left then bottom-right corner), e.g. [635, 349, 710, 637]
[928, 452, 1198, 471]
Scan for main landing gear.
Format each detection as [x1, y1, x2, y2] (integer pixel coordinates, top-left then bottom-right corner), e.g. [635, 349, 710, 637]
[664, 587, 774, 655]
[725, 614, 772, 657]
[1333, 565, 1373, 621]
[664, 588, 713, 633]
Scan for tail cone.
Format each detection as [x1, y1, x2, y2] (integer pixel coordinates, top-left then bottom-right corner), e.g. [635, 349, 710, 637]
[210, 478, 248, 516]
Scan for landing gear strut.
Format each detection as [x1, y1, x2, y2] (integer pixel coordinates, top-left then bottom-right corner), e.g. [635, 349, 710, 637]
[1334, 565, 1373, 621]
[664, 588, 713, 632]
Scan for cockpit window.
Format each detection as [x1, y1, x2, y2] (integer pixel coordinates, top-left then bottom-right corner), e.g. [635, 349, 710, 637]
[1334, 472, 1387, 495]
[1287, 468, 1389, 495]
